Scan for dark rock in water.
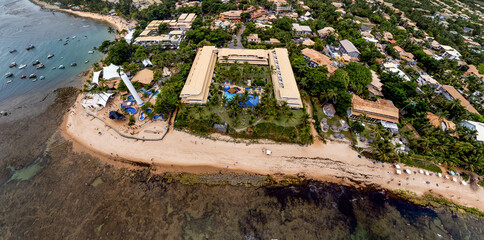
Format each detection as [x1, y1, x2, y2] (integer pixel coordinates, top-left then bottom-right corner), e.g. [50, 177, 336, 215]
[0, 111, 8, 116]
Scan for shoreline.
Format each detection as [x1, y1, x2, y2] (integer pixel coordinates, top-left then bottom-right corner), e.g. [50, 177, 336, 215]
[29, 0, 136, 32]
[62, 94, 484, 212]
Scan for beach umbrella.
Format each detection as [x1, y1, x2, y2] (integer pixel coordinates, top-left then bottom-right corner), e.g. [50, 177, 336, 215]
[452, 177, 457, 182]
[419, 169, 424, 174]
[425, 171, 429, 176]
[395, 164, 401, 169]
[461, 181, 467, 185]
[437, 173, 442, 177]
[405, 169, 411, 174]
[396, 170, 402, 175]
[445, 175, 449, 179]
[450, 171, 456, 175]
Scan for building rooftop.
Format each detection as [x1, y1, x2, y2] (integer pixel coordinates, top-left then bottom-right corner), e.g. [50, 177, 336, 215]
[441, 85, 479, 114]
[292, 23, 312, 32]
[180, 46, 217, 104]
[426, 112, 455, 130]
[339, 40, 360, 54]
[301, 48, 337, 73]
[350, 94, 399, 123]
[180, 47, 302, 108]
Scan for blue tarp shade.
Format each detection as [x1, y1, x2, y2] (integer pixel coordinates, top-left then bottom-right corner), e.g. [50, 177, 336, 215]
[109, 111, 126, 120]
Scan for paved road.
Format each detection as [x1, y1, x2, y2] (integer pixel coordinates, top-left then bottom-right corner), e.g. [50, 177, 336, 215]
[228, 24, 245, 49]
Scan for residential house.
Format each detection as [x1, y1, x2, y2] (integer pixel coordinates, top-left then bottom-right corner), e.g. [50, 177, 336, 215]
[368, 70, 383, 97]
[426, 112, 456, 131]
[302, 38, 315, 46]
[437, 85, 479, 114]
[465, 65, 484, 80]
[301, 48, 337, 74]
[247, 33, 261, 43]
[417, 74, 440, 87]
[348, 94, 400, 132]
[441, 45, 461, 60]
[459, 121, 484, 141]
[269, 0, 292, 11]
[383, 62, 411, 81]
[292, 23, 312, 36]
[431, 40, 441, 50]
[360, 25, 372, 33]
[338, 40, 360, 58]
[383, 32, 393, 41]
[317, 27, 336, 38]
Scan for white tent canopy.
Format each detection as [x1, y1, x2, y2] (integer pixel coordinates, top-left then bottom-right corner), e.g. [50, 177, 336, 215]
[81, 92, 114, 110]
[103, 64, 121, 80]
[142, 59, 153, 67]
[124, 29, 135, 43]
[92, 71, 102, 84]
[395, 164, 401, 169]
[396, 170, 402, 175]
[404, 169, 411, 174]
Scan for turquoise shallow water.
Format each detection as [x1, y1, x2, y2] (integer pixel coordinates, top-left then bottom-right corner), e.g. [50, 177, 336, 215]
[0, 0, 114, 104]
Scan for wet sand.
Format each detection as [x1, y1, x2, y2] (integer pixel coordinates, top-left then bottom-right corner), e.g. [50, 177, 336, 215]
[63, 96, 484, 212]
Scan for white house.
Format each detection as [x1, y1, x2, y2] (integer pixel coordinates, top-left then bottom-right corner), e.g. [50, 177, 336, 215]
[460, 121, 484, 141]
[292, 23, 312, 36]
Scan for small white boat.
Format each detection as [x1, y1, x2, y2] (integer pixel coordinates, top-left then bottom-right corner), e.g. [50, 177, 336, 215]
[7, 80, 12, 84]
[85, 60, 89, 64]
[9, 62, 16, 68]
[32, 78, 37, 82]
[9, 49, 17, 53]
[51, 67, 56, 70]
[39, 76, 45, 80]
[58, 65, 65, 69]
[5, 72, 13, 78]
[58, 38, 62, 41]
[47, 54, 54, 59]
[88, 50, 94, 54]
[72, 36, 76, 39]
[19, 64, 27, 69]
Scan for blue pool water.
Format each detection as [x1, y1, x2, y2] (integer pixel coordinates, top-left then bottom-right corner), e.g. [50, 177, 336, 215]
[125, 107, 137, 115]
[223, 92, 259, 108]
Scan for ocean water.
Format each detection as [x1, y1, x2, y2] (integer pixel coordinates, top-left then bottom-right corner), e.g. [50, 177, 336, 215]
[0, 0, 114, 107]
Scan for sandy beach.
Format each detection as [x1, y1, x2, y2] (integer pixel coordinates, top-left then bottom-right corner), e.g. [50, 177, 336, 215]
[63, 96, 484, 211]
[30, 0, 136, 32]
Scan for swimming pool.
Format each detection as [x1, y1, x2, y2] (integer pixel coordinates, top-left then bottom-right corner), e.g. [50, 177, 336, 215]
[223, 92, 259, 108]
[125, 107, 137, 115]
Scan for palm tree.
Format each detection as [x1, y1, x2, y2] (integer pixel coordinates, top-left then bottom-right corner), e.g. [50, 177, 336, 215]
[107, 26, 115, 35]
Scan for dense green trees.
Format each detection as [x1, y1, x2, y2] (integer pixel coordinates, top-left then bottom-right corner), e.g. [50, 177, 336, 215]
[344, 62, 372, 95]
[105, 39, 133, 65]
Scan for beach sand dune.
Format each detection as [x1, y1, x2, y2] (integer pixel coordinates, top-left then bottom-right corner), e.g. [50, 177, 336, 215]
[63, 98, 484, 211]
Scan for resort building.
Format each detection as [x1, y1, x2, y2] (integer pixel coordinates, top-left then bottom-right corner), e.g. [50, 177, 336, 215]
[437, 85, 479, 114]
[338, 40, 360, 58]
[180, 46, 303, 108]
[220, 10, 242, 22]
[301, 48, 337, 74]
[217, 49, 269, 65]
[180, 46, 217, 104]
[348, 94, 399, 130]
[382, 63, 411, 81]
[133, 14, 196, 47]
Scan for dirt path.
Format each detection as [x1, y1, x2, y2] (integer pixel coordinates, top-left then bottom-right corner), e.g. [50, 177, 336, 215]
[303, 99, 321, 145]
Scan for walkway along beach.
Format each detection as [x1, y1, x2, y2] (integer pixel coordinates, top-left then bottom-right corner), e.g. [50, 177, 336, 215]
[63, 95, 484, 212]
